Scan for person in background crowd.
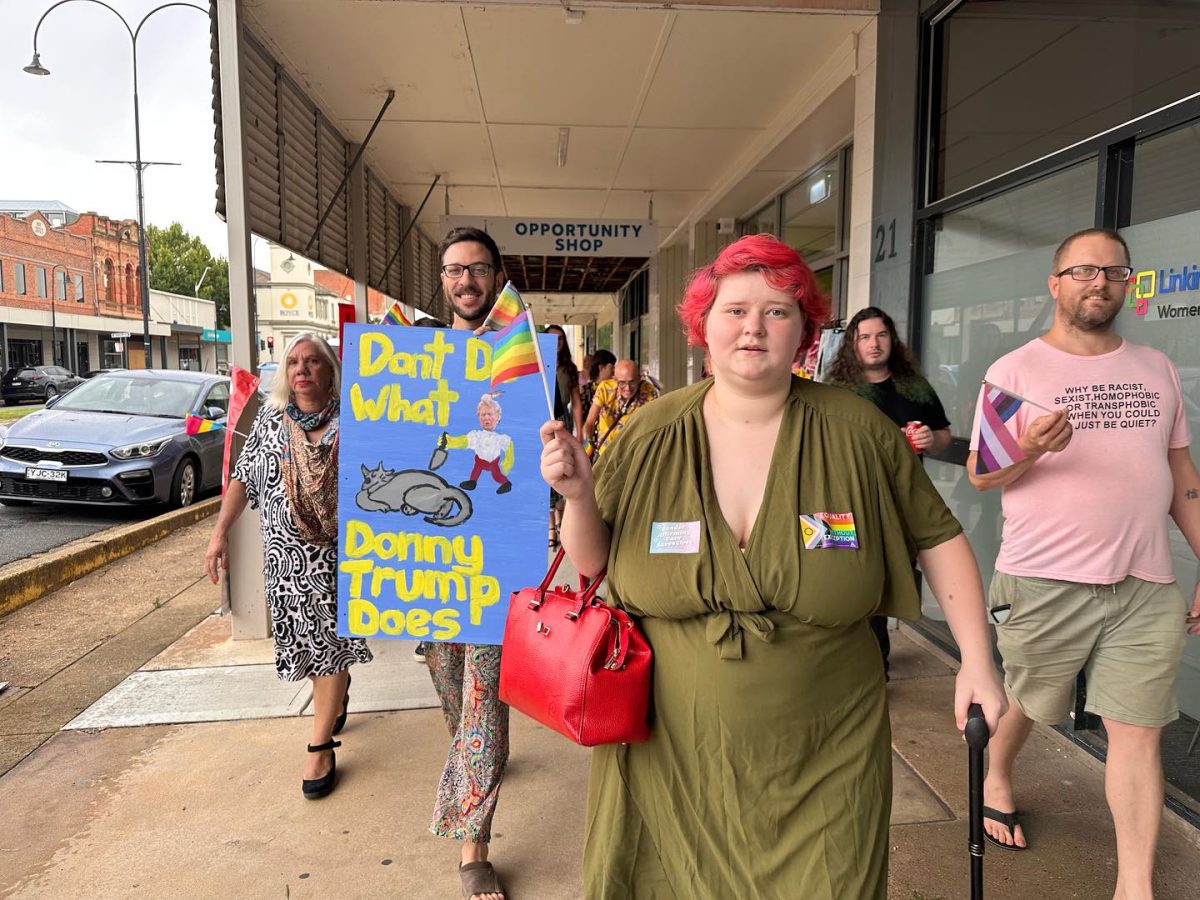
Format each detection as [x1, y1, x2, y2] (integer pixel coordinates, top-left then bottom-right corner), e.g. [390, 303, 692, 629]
[204, 333, 371, 801]
[582, 358, 659, 460]
[827, 305, 953, 676]
[968, 228, 1200, 900]
[541, 234, 1005, 897]
[580, 349, 616, 421]
[423, 226, 511, 900]
[546, 324, 583, 437]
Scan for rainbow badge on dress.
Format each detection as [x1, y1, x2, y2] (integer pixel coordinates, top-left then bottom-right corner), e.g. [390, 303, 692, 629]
[799, 512, 858, 550]
[185, 414, 223, 435]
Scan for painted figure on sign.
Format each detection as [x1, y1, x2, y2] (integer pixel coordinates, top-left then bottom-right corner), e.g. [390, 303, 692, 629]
[441, 393, 514, 495]
[355, 462, 473, 527]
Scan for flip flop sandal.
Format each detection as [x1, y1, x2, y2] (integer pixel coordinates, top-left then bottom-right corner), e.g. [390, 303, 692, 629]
[459, 861, 505, 900]
[983, 805, 1029, 851]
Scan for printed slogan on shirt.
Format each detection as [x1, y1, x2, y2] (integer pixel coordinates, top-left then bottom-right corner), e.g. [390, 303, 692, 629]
[337, 325, 557, 644]
[1052, 382, 1163, 431]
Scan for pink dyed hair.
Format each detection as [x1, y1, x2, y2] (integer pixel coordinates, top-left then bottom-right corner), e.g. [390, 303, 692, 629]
[676, 233, 830, 352]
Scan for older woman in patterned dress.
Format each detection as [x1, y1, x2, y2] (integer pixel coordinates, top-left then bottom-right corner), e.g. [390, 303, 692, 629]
[205, 332, 371, 799]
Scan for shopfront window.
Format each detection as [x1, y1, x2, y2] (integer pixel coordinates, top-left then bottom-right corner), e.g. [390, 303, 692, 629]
[928, 0, 1200, 202]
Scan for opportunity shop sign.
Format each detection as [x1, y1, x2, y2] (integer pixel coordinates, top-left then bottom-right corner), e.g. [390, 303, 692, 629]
[440, 215, 656, 257]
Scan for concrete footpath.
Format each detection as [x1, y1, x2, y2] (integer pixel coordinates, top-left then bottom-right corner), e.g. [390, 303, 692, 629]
[1, 522, 1199, 898]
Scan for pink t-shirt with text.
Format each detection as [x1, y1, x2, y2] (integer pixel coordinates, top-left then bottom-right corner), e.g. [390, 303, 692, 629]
[971, 338, 1191, 584]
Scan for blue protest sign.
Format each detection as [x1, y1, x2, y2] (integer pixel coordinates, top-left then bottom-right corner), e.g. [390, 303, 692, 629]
[337, 324, 557, 644]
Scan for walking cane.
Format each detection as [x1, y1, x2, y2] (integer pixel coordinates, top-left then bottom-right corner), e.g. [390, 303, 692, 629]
[965, 703, 990, 900]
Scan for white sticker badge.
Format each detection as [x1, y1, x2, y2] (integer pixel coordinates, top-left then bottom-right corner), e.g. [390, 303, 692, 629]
[649, 521, 702, 554]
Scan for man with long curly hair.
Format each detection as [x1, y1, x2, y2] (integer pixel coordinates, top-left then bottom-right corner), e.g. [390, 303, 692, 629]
[827, 306, 951, 675]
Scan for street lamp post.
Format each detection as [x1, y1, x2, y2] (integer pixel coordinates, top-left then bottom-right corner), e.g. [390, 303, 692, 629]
[23, 0, 209, 370]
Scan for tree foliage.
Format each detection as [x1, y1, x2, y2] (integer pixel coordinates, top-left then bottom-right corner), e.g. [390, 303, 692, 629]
[146, 222, 230, 328]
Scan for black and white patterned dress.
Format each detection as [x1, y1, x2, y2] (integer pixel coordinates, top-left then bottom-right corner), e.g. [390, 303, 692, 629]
[232, 405, 371, 681]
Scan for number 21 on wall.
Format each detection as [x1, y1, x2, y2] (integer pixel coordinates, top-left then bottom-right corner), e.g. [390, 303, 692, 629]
[874, 219, 898, 263]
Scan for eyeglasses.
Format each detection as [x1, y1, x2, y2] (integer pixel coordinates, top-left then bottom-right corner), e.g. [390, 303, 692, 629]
[441, 262, 493, 279]
[1053, 264, 1133, 282]
[989, 603, 1011, 626]
[615, 379, 639, 388]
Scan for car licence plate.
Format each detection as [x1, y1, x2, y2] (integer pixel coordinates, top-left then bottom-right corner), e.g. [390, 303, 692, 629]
[25, 467, 67, 482]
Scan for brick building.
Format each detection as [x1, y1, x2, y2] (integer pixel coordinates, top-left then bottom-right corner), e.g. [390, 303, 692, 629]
[0, 201, 169, 373]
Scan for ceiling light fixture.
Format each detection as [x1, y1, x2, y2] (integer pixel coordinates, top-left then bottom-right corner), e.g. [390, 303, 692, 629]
[556, 127, 570, 168]
[565, 9, 584, 25]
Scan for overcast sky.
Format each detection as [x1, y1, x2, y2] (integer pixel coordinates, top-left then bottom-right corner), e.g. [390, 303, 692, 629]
[0, 0, 239, 261]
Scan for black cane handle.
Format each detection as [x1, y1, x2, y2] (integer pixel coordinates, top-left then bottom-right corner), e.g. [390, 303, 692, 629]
[965, 703, 989, 750]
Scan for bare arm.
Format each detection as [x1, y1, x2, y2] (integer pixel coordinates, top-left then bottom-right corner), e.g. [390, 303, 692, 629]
[917, 533, 1008, 732]
[1167, 446, 1200, 634]
[540, 420, 610, 577]
[205, 479, 249, 584]
[930, 427, 952, 455]
[967, 409, 1072, 491]
[571, 383, 584, 437]
[584, 401, 602, 445]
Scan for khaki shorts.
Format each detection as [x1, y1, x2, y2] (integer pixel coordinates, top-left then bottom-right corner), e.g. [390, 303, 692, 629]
[990, 572, 1188, 728]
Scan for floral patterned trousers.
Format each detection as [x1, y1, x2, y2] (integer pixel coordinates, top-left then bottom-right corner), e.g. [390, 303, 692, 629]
[425, 642, 510, 842]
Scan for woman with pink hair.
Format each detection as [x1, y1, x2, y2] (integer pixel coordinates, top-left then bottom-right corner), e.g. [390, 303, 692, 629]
[540, 234, 1004, 897]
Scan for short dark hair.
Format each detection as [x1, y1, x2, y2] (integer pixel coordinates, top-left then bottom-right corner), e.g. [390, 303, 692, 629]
[439, 226, 503, 272]
[1052, 227, 1130, 272]
[589, 349, 616, 381]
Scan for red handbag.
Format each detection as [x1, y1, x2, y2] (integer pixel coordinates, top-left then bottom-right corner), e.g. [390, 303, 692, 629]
[499, 548, 652, 746]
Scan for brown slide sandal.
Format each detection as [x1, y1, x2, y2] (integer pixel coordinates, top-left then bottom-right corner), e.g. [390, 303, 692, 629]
[459, 861, 506, 899]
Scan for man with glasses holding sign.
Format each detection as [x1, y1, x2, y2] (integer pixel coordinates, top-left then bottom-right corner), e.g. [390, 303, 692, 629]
[967, 228, 1200, 899]
[582, 358, 660, 460]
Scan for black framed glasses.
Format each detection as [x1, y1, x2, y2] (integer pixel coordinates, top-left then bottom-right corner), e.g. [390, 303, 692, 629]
[1053, 264, 1133, 282]
[441, 262, 493, 279]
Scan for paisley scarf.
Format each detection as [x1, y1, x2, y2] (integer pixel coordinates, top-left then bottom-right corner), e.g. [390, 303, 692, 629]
[280, 398, 340, 546]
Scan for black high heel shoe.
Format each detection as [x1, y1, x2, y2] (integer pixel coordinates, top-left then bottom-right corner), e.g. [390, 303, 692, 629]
[302, 739, 341, 800]
[332, 672, 352, 736]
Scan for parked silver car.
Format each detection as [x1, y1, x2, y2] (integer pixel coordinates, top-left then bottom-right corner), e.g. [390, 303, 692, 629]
[0, 370, 231, 509]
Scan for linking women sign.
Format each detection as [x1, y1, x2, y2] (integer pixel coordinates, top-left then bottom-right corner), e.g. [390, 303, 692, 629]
[337, 323, 557, 644]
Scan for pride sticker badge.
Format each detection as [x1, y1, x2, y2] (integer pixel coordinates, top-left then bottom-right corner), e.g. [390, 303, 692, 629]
[649, 521, 702, 554]
[799, 512, 859, 550]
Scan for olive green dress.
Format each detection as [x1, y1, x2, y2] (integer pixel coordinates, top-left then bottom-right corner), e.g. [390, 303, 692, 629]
[585, 377, 962, 899]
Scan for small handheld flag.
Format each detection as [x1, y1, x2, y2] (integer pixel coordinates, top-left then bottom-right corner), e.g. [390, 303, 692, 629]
[490, 310, 541, 389]
[974, 383, 1025, 474]
[185, 414, 224, 435]
[483, 282, 526, 332]
[382, 301, 412, 327]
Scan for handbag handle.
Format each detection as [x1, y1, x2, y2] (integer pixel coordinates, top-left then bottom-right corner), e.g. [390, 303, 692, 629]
[538, 547, 607, 606]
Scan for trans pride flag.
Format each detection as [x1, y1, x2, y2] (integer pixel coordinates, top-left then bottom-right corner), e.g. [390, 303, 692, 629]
[974, 382, 1026, 474]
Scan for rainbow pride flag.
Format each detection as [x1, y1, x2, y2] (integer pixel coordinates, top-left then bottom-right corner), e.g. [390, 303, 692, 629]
[490, 309, 541, 388]
[382, 301, 412, 327]
[185, 414, 224, 435]
[483, 282, 526, 332]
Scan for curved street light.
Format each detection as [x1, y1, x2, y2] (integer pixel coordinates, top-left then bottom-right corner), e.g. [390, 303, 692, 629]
[23, 0, 209, 370]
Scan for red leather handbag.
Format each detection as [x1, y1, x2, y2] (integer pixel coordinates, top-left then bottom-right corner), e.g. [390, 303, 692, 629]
[499, 548, 652, 746]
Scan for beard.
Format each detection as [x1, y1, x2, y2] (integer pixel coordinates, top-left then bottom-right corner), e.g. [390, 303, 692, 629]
[445, 281, 498, 325]
[1065, 291, 1122, 332]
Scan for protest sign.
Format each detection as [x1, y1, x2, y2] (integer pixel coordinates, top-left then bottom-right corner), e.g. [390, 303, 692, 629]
[337, 323, 557, 644]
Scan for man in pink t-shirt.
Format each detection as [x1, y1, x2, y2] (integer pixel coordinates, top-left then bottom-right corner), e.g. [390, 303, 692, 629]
[967, 228, 1200, 896]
